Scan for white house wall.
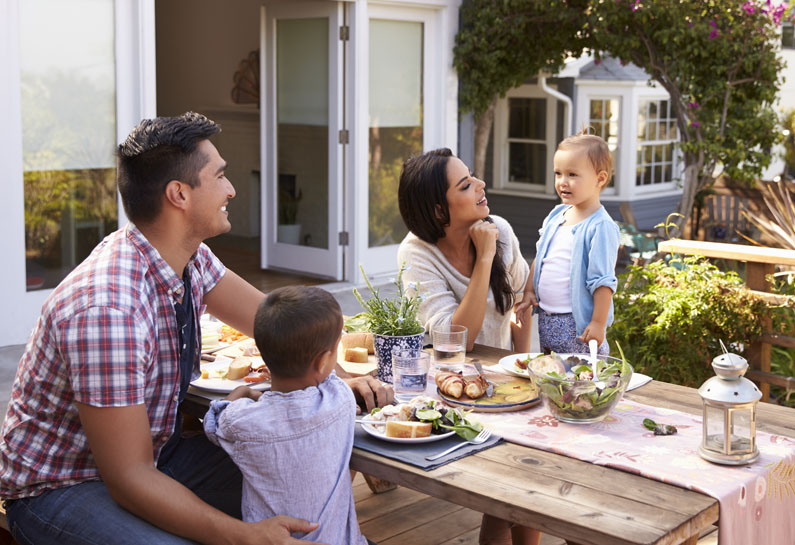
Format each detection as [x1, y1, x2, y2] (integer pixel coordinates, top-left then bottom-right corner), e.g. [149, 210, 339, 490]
[0, 0, 155, 347]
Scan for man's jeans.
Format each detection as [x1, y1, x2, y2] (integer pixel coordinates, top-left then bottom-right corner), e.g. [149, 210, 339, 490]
[5, 433, 242, 545]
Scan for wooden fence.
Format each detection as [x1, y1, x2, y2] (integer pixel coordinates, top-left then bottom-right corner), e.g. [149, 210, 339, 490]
[657, 240, 795, 401]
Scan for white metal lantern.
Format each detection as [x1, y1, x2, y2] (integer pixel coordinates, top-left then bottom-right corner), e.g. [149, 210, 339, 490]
[697, 350, 761, 465]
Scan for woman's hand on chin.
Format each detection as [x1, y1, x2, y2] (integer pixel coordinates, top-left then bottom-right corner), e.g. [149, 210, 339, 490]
[468, 219, 499, 263]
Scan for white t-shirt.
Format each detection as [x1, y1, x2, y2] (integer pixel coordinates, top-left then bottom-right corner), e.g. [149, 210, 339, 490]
[537, 224, 573, 314]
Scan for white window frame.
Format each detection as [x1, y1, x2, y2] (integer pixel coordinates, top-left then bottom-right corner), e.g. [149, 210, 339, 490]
[634, 92, 680, 194]
[575, 80, 683, 201]
[585, 95, 620, 197]
[493, 84, 558, 195]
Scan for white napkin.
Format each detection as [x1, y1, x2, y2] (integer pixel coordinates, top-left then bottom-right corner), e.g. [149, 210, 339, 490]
[627, 373, 652, 391]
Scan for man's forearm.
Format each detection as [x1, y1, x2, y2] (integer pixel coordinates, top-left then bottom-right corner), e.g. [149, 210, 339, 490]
[107, 464, 245, 545]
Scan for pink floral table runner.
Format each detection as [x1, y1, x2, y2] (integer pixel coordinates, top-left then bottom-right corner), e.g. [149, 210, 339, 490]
[465, 400, 795, 545]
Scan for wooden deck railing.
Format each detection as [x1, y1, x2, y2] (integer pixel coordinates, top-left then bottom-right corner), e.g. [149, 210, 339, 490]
[657, 239, 795, 401]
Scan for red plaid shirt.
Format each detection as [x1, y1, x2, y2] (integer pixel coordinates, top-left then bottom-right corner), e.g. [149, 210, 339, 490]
[0, 225, 225, 499]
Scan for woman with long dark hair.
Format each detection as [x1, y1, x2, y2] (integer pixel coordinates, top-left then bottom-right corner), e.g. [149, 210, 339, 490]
[397, 149, 538, 545]
[397, 148, 531, 352]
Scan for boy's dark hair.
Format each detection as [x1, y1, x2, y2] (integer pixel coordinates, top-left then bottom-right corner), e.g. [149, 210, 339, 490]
[117, 112, 220, 225]
[254, 286, 343, 378]
[398, 148, 515, 315]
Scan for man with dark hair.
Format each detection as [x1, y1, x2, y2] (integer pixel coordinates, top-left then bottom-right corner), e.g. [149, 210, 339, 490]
[0, 112, 392, 545]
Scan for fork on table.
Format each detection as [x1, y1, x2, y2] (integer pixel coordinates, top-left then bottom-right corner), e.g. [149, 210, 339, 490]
[424, 428, 492, 461]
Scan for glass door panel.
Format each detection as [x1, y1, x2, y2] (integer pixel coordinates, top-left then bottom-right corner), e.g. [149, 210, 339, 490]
[276, 18, 329, 249]
[263, 2, 343, 280]
[368, 19, 423, 248]
[20, 0, 117, 291]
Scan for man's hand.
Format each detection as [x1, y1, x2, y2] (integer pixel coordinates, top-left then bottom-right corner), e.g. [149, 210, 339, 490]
[247, 516, 323, 545]
[225, 385, 262, 402]
[345, 375, 394, 414]
[578, 320, 606, 347]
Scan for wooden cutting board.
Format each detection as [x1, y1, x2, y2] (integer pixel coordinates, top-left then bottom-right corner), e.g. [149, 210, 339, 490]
[337, 342, 378, 377]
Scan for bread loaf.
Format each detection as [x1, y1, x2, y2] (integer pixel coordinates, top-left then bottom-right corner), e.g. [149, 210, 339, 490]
[227, 357, 252, 380]
[344, 347, 369, 363]
[341, 332, 375, 354]
[385, 420, 432, 438]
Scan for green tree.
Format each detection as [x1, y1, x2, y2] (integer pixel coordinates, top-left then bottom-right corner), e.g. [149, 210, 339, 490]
[455, 0, 786, 227]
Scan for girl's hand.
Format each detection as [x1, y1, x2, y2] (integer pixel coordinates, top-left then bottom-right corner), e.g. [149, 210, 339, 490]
[578, 321, 606, 347]
[513, 292, 537, 325]
[468, 219, 499, 263]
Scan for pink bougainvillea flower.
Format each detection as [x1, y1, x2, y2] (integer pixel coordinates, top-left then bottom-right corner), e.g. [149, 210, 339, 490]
[688, 101, 700, 109]
[692, 121, 701, 128]
[742, 1, 756, 14]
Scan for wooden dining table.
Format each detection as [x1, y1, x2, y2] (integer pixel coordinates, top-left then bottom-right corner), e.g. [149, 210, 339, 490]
[183, 344, 795, 545]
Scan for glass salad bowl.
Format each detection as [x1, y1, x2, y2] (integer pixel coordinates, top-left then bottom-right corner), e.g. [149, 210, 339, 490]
[526, 353, 633, 424]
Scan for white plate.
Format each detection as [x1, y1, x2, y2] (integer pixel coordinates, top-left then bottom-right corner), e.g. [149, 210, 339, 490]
[358, 417, 456, 444]
[191, 359, 271, 393]
[201, 341, 230, 355]
[497, 353, 541, 378]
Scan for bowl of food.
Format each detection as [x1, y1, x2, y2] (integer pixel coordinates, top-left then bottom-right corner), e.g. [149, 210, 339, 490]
[526, 353, 633, 424]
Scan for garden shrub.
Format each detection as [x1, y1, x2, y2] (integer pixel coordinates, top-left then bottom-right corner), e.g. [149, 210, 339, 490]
[770, 272, 795, 407]
[609, 256, 777, 387]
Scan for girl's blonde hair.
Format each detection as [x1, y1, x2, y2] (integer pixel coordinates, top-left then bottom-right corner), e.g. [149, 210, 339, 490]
[556, 127, 613, 181]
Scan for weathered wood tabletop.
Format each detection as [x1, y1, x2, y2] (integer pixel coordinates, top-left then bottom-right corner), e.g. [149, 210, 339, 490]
[183, 343, 795, 545]
[350, 345, 795, 545]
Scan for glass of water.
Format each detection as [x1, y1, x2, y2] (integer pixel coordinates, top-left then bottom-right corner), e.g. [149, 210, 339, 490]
[431, 324, 467, 371]
[391, 348, 430, 403]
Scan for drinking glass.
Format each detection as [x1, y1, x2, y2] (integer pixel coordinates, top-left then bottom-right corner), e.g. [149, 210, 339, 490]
[391, 348, 430, 403]
[431, 324, 467, 371]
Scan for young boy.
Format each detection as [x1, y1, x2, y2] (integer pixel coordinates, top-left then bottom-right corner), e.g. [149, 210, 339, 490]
[204, 286, 368, 544]
[515, 129, 621, 355]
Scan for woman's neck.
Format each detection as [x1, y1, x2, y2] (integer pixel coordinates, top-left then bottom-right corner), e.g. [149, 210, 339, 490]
[437, 224, 475, 275]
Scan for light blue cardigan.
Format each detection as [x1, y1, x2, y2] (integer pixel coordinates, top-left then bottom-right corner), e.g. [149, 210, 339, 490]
[533, 204, 621, 336]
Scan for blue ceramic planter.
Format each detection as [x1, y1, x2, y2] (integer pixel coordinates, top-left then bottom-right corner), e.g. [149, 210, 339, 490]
[373, 330, 425, 383]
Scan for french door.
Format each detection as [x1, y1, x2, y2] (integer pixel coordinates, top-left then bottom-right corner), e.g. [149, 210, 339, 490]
[353, 4, 445, 277]
[261, 1, 345, 280]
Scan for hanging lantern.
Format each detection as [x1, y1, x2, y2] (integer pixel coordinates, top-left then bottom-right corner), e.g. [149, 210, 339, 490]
[697, 349, 761, 465]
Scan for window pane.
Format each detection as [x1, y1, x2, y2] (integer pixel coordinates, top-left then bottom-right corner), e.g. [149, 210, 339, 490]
[277, 18, 329, 249]
[591, 121, 604, 138]
[508, 142, 546, 184]
[784, 23, 795, 48]
[606, 99, 618, 120]
[590, 100, 603, 119]
[654, 164, 662, 184]
[649, 121, 658, 141]
[508, 98, 545, 140]
[368, 19, 423, 248]
[21, 0, 117, 291]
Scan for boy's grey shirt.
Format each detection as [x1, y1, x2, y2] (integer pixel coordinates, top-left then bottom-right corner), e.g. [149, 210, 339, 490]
[533, 204, 620, 336]
[204, 372, 367, 544]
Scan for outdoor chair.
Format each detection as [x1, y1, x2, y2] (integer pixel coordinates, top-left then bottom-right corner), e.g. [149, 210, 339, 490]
[617, 202, 663, 265]
[702, 194, 753, 242]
